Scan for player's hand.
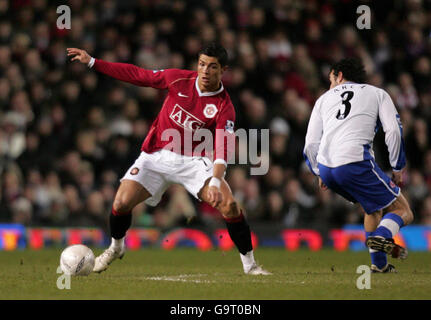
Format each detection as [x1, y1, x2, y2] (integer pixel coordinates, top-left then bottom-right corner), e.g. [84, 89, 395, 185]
[207, 186, 222, 208]
[318, 177, 328, 190]
[392, 170, 403, 186]
[67, 48, 91, 64]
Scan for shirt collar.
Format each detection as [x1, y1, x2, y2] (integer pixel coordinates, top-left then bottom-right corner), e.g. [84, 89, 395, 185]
[195, 77, 224, 97]
[333, 81, 357, 88]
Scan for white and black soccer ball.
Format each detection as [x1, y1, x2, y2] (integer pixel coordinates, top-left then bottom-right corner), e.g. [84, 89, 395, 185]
[60, 244, 95, 276]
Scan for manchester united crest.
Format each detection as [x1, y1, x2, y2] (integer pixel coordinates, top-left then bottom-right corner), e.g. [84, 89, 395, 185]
[203, 104, 218, 118]
[130, 167, 139, 175]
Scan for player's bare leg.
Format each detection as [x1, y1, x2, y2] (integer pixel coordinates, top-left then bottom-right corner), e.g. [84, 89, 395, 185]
[365, 192, 413, 267]
[94, 180, 151, 273]
[385, 192, 414, 225]
[199, 178, 271, 275]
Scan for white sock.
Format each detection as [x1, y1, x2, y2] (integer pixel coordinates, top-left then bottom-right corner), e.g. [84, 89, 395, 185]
[240, 250, 255, 273]
[110, 237, 125, 250]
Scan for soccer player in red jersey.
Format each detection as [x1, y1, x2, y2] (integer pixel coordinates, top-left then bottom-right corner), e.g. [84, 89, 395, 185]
[67, 43, 271, 275]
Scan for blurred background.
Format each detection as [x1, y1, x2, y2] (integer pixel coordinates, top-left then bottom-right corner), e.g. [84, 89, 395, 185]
[1, 0, 431, 246]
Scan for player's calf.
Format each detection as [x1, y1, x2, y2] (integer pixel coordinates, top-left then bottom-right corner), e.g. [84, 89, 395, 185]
[221, 205, 271, 275]
[99, 180, 150, 273]
[222, 207, 253, 257]
[219, 201, 257, 272]
[203, 180, 271, 275]
[110, 208, 132, 240]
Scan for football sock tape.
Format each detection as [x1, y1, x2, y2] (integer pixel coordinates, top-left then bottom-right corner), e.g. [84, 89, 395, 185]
[374, 212, 404, 239]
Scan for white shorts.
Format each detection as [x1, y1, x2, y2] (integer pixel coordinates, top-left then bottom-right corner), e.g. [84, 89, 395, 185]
[120, 149, 214, 206]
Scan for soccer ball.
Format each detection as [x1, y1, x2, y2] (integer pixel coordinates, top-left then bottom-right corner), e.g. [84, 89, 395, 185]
[60, 244, 95, 276]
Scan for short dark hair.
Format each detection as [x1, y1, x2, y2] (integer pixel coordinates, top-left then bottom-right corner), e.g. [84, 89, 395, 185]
[198, 43, 228, 67]
[331, 58, 367, 83]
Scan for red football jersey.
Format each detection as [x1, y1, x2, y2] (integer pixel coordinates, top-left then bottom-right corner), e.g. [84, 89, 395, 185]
[93, 60, 235, 163]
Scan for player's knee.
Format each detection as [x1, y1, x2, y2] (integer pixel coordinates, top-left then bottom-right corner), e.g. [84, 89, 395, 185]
[112, 197, 133, 214]
[397, 196, 414, 225]
[388, 196, 414, 226]
[403, 205, 414, 225]
[219, 199, 240, 219]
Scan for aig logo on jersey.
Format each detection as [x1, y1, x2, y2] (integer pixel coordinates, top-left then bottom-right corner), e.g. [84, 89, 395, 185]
[203, 104, 218, 118]
[170, 104, 204, 131]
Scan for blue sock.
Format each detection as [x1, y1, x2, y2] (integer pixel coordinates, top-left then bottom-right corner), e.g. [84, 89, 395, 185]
[373, 213, 404, 239]
[366, 231, 387, 269]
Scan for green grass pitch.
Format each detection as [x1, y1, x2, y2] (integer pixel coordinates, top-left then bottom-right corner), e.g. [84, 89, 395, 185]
[1, 248, 430, 300]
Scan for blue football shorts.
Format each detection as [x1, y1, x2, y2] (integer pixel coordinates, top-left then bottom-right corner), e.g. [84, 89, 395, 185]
[318, 159, 400, 214]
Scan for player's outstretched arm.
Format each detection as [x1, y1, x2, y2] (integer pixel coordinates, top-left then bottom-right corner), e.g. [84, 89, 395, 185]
[67, 48, 168, 88]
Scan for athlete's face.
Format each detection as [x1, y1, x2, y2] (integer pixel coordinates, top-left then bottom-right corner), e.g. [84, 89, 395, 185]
[329, 70, 343, 89]
[197, 54, 227, 92]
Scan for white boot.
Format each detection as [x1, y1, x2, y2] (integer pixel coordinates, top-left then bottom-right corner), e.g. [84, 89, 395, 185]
[241, 251, 272, 275]
[93, 238, 126, 273]
[245, 263, 273, 275]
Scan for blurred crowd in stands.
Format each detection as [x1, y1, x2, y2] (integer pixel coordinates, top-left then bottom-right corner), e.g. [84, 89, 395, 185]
[1, 0, 431, 235]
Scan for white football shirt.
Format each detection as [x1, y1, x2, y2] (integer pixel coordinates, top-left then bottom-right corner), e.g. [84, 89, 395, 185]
[303, 82, 405, 175]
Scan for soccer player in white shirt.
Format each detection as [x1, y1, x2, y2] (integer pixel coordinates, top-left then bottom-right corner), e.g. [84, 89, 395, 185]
[304, 58, 414, 273]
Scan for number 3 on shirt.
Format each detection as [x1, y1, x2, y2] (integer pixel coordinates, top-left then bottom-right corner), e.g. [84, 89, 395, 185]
[336, 91, 354, 120]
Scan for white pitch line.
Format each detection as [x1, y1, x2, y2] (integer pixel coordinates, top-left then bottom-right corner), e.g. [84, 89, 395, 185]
[143, 274, 215, 284]
[141, 274, 296, 284]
